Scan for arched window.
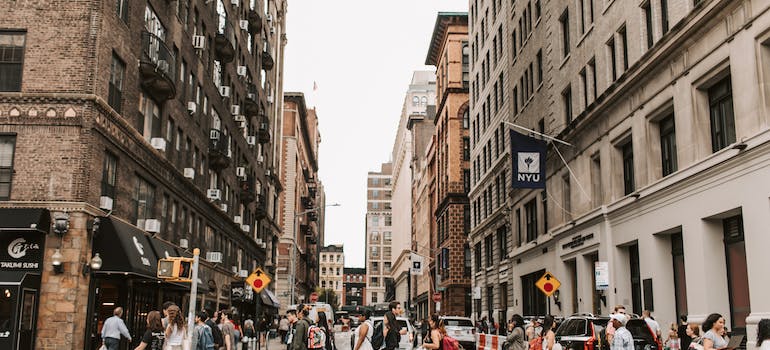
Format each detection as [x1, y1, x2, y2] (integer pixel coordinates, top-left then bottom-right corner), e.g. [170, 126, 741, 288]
[421, 96, 428, 106]
[462, 109, 470, 129]
[412, 96, 419, 106]
[321, 280, 326, 288]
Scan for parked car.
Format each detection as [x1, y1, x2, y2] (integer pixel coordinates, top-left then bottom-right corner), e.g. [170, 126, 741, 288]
[440, 316, 476, 350]
[624, 318, 662, 350]
[555, 315, 610, 350]
[351, 316, 415, 350]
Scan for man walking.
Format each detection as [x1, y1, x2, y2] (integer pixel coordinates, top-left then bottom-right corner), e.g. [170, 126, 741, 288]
[194, 311, 217, 350]
[606, 305, 626, 345]
[279, 315, 290, 344]
[291, 305, 312, 350]
[643, 310, 661, 340]
[221, 310, 236, 350]
[609, 314, 633, 350]
[101, 307, 132, 350]
[286, 308, 299, 350]
[205, 311, 225, 350]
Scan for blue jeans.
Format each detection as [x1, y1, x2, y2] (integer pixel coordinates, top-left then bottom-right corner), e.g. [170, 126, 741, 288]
[104, 337, 120, 350]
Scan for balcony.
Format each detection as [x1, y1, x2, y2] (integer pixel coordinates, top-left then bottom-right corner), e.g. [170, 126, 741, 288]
[262, 51, 274, 71]
[307, 211, 318, 222]
[239, 175, 256, 204]
[307, 233, 318, 245]
[139, 31, 176, 101]
[244, 84, 260, 117]
[301, 196, 314, 210]
[247, 10, 263, 34]
[257, 115, 271, 144]
[215, 19, 235, 63]
[255, 194, 267, 219]
[208, 129, 231, 171]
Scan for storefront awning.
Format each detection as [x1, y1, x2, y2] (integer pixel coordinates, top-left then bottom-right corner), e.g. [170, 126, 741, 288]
[93, 217, 158, 279]
[260, 288, 281, 309]
[0, 208, 50, 233]
[149, 236, 180, 259]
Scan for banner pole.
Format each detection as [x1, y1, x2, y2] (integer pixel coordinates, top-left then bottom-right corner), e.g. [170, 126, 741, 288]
[502, 121, 573, 147]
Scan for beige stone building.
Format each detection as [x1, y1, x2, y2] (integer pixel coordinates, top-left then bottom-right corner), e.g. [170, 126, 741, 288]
[469, 0, 770, 345]
[366, 162, 392, 304]
[320, 244, 344, 306]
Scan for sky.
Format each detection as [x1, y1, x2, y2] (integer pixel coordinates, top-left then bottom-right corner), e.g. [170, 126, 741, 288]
[283, 0, 468, 268]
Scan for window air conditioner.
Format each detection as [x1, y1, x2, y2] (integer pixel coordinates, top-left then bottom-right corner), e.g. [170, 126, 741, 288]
[256, 238, 263, 245]
[240, 20, 249, 31]
[99, 196, 114, 211]
[257, 155, 264, 164]
[144, 219, 161, 233]
[192, 35, 206, 49]
[236, 167, 246, 177]
[267, 92, 273, 103]
[234, 115, 246, 123]
[239, 269, 249, 278]
[237, 121, 247, 129]
[156, 60, 169, 73]
[237, 65, 247, 77]
[270, 26, 275, 35]
[206, 252, 223, 263]
[231, 0, 239, 7]
[247, 136, 256, 145]
[260, 242, 266, 249]
[184, 168, 195, 179]
[267, 14, 273, 22]
[150, 138, 166, 151]
[241, 224, 250, 232]
[210, 129, 220, 139]
[187, 101, 197, 115]
[234, 215, 242, 224]
[265, 169, 272, 177]
[207, 189, 222, 201]
[179, 238, 189, 249]
[231, 104, 241, 115]
[220, 86, 231, 97]
[220, 203, 228, 212]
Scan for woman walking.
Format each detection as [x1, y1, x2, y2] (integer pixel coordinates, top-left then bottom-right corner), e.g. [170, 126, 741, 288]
[134, 311, 165, 350]
[421, 314, 445, 350]
[318, 312, 334, 350]
[541, 315, 556, 350]
[165, 304, 188, 350]
[685, 323, 701, 350]
[701, 314, 728, 350]
[506, 315, 527, 350]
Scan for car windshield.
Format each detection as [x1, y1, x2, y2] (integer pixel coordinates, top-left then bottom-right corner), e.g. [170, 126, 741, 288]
[443, 319, 474, 327]
[626, 320, 655, 341]
[556, 319, 588, 336]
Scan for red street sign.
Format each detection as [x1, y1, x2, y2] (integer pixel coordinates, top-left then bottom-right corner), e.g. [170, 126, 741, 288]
[310, 292, 319, 302]
[432, 292, 442, 302]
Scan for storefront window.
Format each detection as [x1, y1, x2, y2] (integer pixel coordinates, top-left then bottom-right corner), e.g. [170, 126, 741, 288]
[0, 288, 14, 334]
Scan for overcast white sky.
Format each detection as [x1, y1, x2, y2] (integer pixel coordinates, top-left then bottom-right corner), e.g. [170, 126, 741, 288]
[283, 0, 468, 267]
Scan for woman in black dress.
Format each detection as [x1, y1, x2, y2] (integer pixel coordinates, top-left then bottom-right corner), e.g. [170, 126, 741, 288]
[134, 311, 165, 350]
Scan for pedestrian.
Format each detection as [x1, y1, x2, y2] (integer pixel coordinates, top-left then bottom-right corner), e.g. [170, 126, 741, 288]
[195, 311, 217, 350]
[481, 316, 489, 334]
[542, 315, 556, 350]
[134, 310, 165, 350]
[525, 318, 541, 341]
[353, 309, 373, 350]
[609, 314, 633, 350]
[665, 323, 680, 350]
[291, 305, 312, 350]
[206, 311, 225, 350]
[505, 315, 527, 350]
[607, 305, 627, 345]
[318, 311, 334, 350]
[221, 310, 237, 350]
[162, 301, 176, 328]
[101, 306, 132, 350]
[165, 304, 188, 350]
[490, 317, 497, 335]
[701, 313, 728, 350]
[384, 301, 406, 350]
[243, 319, 257, 350]
[757, 319, 770, 350]
[280, 316, 291, 344]
[678, 316, 691, 350]
[643, 310, 662, 340]
[685, 323, 701, 350]
[421, 314, 445, 350]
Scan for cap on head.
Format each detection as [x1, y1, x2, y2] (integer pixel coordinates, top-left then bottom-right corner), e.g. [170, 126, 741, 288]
[610, 313, 627, 325]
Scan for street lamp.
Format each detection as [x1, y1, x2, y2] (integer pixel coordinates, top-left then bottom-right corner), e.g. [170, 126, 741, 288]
[290, 203, 340, 306]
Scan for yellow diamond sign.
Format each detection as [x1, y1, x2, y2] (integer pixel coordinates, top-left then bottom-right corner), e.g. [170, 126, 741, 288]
[246, 267, 272, 293]
[535, 271, 561, 297]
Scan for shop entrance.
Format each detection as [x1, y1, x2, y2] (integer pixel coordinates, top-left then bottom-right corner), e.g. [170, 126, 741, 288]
[0, 274, 41, 350]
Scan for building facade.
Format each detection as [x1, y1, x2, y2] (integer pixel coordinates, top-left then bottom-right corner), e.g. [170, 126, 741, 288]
[343, 267, 367, 306]
[425, 12, 472, 317]
[365, 162, 392, 305]
[278, 93, 323, 312]
[468, 0, 770, 346]
[320, 244, 344, 305]
[410, 115, 436, 321]
[0, 0, 287, 348]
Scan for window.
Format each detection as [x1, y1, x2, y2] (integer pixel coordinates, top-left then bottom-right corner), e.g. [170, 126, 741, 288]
[370, 277, 379, 287]
[588, 58, 597, 101]
[563, 85, 573, 125]
[723, 215, 750, 333]
[370, 246, 379, 257]
[643, 1, 654, 49]
[619, 26, 629, 71]
[522, 270, 547, 315]
[383, 231, 391, 243]
[659, 114, 678, 176]
[671, 232, 688, 317]
[525, 199, 538, 242]
[462, 43, 470, 88]
[116, 0, 129, 22]
[0, 136, 16, 200]
[101, 152, 118, 198]
[591, 154, 602, 207]
[463, 137, 471, 161]
[322, 267, 327, 275]
[462, 109, 470, 129]
[384, 246, 391, 259]
[562, 174, 571, 221]
[497, 226, 507, 259]
[629, 243, 642, 314]
[0, 32, 26, 92]
[133, 176, 156, 227]
[579, 0, 586, 34]
[487, 286, 494, 317]
[516, 208, 522, 246]
[608, 38, 617, 81]
[560, 9, 570, 57]
[536, 50, 543, 84]
[474, 242, 482, 271]
[661, 0, 669, 35]
[384, 216, 392, 226]
[139, 93, 161, 141]
[107, 54, 126, 113]
[371, 231, 379, 242]
[621, 141, 635, 195]
[708, 76, 736, 152]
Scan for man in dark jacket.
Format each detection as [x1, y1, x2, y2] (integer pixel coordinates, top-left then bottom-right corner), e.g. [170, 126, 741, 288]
[292, 304, 313, 350]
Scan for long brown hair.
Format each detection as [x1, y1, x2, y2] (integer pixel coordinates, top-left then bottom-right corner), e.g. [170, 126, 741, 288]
[167, 305, 186, 329]
[147, 311, 164, 332]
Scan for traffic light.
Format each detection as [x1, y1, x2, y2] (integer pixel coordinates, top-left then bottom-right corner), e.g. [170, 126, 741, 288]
[157, 257, 194, 282]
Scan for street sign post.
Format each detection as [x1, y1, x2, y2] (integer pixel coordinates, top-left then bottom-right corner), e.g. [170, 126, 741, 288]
[246, 267, 272, 293]
[535, 271, 561, 316]
[432, 292, 442, 303]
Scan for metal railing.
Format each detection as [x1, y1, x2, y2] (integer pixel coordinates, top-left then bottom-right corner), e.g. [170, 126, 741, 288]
[141, 31, 176, 81]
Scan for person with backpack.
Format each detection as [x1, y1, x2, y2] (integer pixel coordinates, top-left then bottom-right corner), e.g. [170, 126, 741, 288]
[292, 305, 312, 350]
[318, 311, 334, 350]
[205, 311, 225, 350]
[195, 311, 217, 350]
[354, 309, 374, 350]
[383, 302, 407, 350]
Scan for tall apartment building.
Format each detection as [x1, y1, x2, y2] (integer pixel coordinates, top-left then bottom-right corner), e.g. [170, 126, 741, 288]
[365, 162, 392, 305]
[390, 71, 436, 304]
[320, 244, 344, 305]
[0, 0, 286, 348]
[278, 92, 323, 311]
[425, 12, 471, 317]
[470, 0, 770, 345]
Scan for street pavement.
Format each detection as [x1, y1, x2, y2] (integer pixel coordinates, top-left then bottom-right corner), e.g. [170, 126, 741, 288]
[258, 330, 352, 350]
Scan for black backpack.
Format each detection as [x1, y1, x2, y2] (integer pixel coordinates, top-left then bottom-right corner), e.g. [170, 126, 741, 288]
[206, 319, 224, 347]
[370, 321, 384, 350]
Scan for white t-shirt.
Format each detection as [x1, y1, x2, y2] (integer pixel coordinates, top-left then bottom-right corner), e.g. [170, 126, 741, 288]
[644, 318, 661, 337]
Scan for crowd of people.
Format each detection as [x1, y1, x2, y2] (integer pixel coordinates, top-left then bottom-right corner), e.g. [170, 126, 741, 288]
[99, 302, 261, 350]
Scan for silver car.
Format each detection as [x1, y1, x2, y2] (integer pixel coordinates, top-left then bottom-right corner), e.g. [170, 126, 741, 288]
[351, 316, 415, 350]
[440, 316, 475, 350]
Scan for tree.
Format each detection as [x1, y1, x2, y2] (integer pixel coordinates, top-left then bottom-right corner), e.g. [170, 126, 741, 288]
[316, 288, 340, 311]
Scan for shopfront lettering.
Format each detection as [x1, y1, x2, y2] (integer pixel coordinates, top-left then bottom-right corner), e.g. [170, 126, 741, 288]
[7, 238, 40, 259]
[562, 233, 595, 250]
[141, 257, 151, 266]
[0, 261, 39, 269]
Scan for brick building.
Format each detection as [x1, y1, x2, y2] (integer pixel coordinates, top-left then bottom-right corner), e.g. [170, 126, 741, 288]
[425, 12, 471, 317]
[0, 0, 287, 348]
[277, 92, 324, 312]
[343, 267, 366, 306]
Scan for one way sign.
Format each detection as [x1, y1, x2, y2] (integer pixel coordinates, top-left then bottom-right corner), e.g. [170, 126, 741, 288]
[410, 253, 424, 275]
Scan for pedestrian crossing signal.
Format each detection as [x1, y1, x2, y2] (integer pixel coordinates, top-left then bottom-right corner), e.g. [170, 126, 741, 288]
[157, 257, 194, 282]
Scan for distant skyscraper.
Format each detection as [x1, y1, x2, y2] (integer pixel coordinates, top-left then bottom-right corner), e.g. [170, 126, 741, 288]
[365, 162, 392, 304]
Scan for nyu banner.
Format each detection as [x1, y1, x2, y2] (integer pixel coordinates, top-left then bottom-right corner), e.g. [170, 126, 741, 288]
[510, 129, 547, 188]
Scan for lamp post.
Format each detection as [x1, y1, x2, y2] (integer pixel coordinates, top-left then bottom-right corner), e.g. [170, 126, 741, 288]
[290, 203, 340, 306]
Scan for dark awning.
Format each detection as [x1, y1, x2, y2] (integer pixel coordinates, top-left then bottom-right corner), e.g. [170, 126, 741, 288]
[260, 288, 280, 309]
[0, 208, 50, 233]
[149, 236, 180, 259]
[93, 217, 158, 279]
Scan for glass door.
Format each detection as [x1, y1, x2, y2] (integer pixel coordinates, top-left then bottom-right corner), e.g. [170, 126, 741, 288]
[17, 289, 36, 350]
[0, 286, 17, 349]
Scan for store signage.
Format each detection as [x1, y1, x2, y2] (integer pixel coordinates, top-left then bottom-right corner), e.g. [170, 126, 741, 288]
[133, 236, 151, 267]
[562, 233, 595, 250]
[510, 130, 547, 189]
[595, 261, 610, 290]
[231, 282, 246, 301]
[0, 233, 45, 270]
